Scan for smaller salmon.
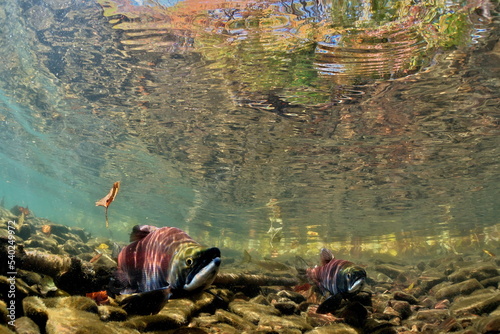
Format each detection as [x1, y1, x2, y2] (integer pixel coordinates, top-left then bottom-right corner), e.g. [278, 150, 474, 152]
[307, 248, 366, 313]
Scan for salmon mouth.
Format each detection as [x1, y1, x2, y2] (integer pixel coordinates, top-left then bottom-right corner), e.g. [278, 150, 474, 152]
[348, 277, 365, 293]
[184, 247, 221, 291]
[347, 268, 366, 293]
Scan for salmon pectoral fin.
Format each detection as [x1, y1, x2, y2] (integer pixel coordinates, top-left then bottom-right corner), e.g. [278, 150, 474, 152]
[316, 294, 343, 314]
[118, 287, 171, 315]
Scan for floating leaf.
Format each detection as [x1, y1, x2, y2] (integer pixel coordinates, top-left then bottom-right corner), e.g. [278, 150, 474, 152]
[96, 181, 120, 228]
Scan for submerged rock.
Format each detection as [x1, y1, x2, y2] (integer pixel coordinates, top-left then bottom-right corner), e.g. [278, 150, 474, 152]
[389, 300, 411, 319]
[450, 291, 500, 316]
[448, 264, 499, 283]
[340, 302, 369, 328]
[228, 300, 281, 324]
[123, 313, 183, 332]
[25, 235, 59, 254]
[45, 308, 135, 334]
[14, 316, 40, 334]
[374, 264, 407, 280]
[435, 279, 484, 300]
[258, 314, 313, 332]
[273, 300, 299, 315]
[473, 315, 500, 333]
[43, 296, 98, 313]
[415, 309, 451, 322]
[305, 322, 359, 333]
[393, 291, 419, 305]
[277, 290, 307, 304]
[215, 309, 256, 331]
[123, 298, 198, 331]
[0, 301, 7, 325]
[0, 324, 15, 334]
[22, 297, 48, 331]
[98, 305, 128, 322]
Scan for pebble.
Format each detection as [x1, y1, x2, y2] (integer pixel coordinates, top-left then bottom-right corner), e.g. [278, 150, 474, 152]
[13, 316, 40, 334]
[273, 300, 299, 315]
[43, 296, 98, 313]
[258, 314, 313, 332]
[215, 309, 256, 330]
[305, 322, 359, 333]
[228, 300, 281, 324]
[0, 301, 7, 324]
[277, 290, 307, 304]
[450, 291, 500, 316]
[22, 297, 48, 331]
[473, 315, 500, 333]
[448, 264, 499, 283]
[98, 305, 128, 322]
[374, 263, 407, 280]
[418, 268, 447, 291]
[45, 308, 135, 334]
[415, 309, 451, 321]
[389, 300, 412, 319]
[393, 291, 419, 305]
[0, 325, 15, 334]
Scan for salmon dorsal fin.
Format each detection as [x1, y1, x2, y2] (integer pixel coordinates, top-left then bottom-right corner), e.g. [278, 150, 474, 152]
[242, 250, 252, 263]
[130, 225, 159, 242]
[319, 248, 335, 265]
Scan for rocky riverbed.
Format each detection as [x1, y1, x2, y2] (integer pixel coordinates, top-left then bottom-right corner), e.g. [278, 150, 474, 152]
[1, 206, 499, 334]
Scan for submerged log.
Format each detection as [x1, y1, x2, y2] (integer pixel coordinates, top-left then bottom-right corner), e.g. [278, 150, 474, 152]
[214, 272, 299, 287]
[14, 245, 114, 294]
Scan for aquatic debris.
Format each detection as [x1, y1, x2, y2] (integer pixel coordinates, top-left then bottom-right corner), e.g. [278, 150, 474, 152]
[89, 252, 103, 264]
[19, 206, 30, 216]
[113, 224, 221, 297]
[41, 225, 52, 235]
[97, 243, 109, 249]
[86, 290, 109, 305]
[482, 249, 496, 257]
[307, 248, 367, 313]
[95, 181, 120, 228]
[11, 205, 30, 216]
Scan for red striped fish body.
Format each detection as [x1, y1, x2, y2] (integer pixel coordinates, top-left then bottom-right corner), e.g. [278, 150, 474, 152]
[115, 225, 221, 296]
[307, 248, 366, 313]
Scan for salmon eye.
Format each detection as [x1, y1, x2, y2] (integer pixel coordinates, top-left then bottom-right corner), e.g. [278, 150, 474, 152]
[186, 258, 193, 266]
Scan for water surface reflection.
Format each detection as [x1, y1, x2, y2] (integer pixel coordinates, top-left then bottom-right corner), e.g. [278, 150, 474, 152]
[0, 0, 498, 257]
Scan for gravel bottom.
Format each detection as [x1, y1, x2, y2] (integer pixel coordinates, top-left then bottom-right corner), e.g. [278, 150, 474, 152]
[1, 206, 499, 333]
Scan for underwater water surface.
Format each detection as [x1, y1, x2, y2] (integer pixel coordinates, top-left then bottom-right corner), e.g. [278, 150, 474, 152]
[0, 0, 499, 258]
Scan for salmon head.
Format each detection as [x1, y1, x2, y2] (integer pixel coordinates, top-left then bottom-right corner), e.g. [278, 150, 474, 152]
[169, 244, 221, 293]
